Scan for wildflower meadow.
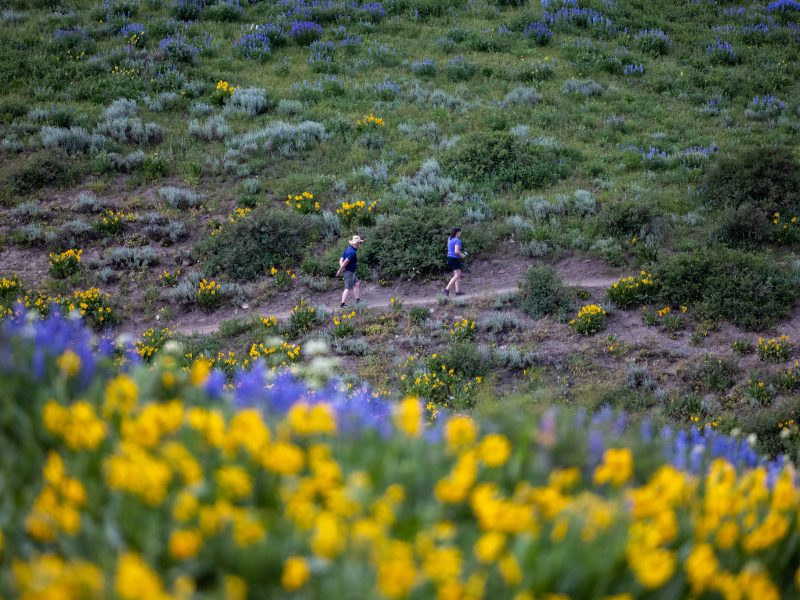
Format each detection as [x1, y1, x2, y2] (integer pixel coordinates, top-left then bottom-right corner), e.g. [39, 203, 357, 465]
[1, 0, 800, 597]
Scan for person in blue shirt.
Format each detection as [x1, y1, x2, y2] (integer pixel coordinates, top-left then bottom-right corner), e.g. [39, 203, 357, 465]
[442, 227, 466, 297]
[336, 234, 364, 307]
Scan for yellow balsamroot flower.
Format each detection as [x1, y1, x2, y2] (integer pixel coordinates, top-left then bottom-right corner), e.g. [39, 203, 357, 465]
[282, 556, 310, 591]
[394, 396, 422, 438]
[444, 415, 478, 453]
[172, 490, 199, 523]
[56, 349, 81, 377]
[287, 402, 337, 436]
[190, 357, 211, 385]
[356, 113, 385, 127]
[104, 374, 138, 417]
[593, 448, 634, 487]
[422, 546, 461, 584]
[13, 554, 104, 599]
[233, 513, 266, 547]
[498, 552, 522, 586]
[225, 576, 248, 600]
[115, 552, 173, 600]
[628, 547, 676, 589]
[310, 512, 346, 559]
[43, 400, 106, 451]
[474, 532, 505, 564]
[161, 441, 203, 486]
[685, 543, 719, 595]
[169, 529, 203, 560]
[376, 540, 417, 599]
[434, 451, 478, 504]
[226, 409, 271, 456]
[477, 434, 511, 468]
[215, 465, 253, 500]
[105, 443, 173, 506]
[258, 441, 305, 475]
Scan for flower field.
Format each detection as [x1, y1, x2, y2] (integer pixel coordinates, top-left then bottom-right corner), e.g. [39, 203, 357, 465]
[2, 0, 800, 595]
[2, 310, 800, 600]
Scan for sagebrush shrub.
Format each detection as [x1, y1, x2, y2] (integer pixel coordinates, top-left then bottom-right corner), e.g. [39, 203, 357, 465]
[188, 115, 229, 141]
[503, 86, 542, 106]
[225, 87, 274, 116]
[392, 159, 464, 205]
[227, 121, 327, 158]
[158, 186, 201, 209]
[195, 208, 316, 281]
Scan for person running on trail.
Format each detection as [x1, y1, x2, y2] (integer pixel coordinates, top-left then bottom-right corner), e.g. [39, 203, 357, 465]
[336, 234, 364, 307]
[442, 227, 466, 297]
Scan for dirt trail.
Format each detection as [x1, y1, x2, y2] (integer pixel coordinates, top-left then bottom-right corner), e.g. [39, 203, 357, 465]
[173, 252, 622, 337]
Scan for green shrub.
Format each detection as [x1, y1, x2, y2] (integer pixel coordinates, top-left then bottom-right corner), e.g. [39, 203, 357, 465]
[681, 355, 738, 393]
[4, 151, 80, 200]
[654, 248, 797, 330]
[710, 203, 772, 248]
[440, 132, 574, 191]
[359, 207, 459, 279]
[444, 340, 489, 379]
[195, 208, 316, 282]
[702, 147, 800, 214]
[518, 266, 574, 320]
[595, 200, 655, 239]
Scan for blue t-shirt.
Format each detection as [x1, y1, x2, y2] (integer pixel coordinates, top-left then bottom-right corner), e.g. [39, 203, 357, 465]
[447, 237, 462, 258]
[342, 245, 358, 272]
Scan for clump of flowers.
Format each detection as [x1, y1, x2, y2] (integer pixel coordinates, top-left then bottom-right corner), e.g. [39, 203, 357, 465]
[390, 297, 403, 311]
[228, 207, 251, 224]
[336, 199, 377, 227]
[746, 378, 774, 405]
[399, 353, 477, 408]
[248, 340, 301, 368]
[570, 304, 607, 335]
[623, 63, 645, 77]
[48, 249, 82, 279]
[0, 275, 24, 306]
[449, 318, 476, 341]
[290, 20, 323, 46]
[261, 315, 278, 329]
[136, 328, 173, 362]
[65, 288, 115, 329]
[757, 335, 792, 362]
[745, 95, 786, 121]
[356, 114, 384, 128]
[211, 80, 236, 106]
[634, 29, 671, 56]
[197, 279, 221, 311]
[607, 271, 655, 308]
[158, 270, 180, 288]
[771, 212, 800, 244]
[332, 310, 357, 338]
[285, 191, 320, 214]
[731, 338, 754, 355]
[706, 39, 738, 64]
[287, 299, 317, 338]
[777, 361, 800, 391]
[524, 21, 553, 46]
[642, 306, 686, 338]
[96, 210, 135, 236]
[270, 267, 297, 291]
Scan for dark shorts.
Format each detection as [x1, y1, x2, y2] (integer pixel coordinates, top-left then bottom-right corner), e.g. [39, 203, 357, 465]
[447, 257, 462, 271]
[343, 270, 358, 290]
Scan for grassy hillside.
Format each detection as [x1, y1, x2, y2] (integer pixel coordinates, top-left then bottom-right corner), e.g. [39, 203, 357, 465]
[1, 0, 800, 455]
